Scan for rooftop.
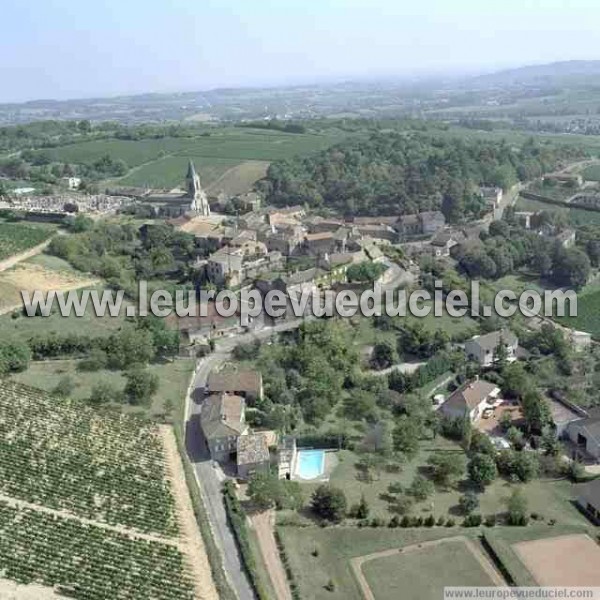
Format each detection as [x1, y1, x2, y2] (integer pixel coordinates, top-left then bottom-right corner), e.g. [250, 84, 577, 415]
[237, 433, 270, 466]
[443, 379, 499, 412]
[207, 370, 262, 394]
[201, 393, 246, 439]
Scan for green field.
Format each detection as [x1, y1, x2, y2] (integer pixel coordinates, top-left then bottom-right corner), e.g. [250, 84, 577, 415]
[557, 283, 600, 339]
[582, 163, 600, 181]
[11, 357, 194, 417]
[0, 286, 127, 342]
[361, 539, 496, 600]
[515, 195, 600, 226]
[47, 127, 344, 189]
[0, 223, 53, 261]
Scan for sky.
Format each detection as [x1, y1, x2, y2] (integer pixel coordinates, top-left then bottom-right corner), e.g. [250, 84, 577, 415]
[2, 0, 600, 102]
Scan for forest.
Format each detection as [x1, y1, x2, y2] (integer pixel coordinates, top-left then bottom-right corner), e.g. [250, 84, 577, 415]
[263, 131, 586, 218]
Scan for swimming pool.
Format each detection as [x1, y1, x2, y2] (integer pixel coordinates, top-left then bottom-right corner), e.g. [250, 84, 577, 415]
[295, 449, 325, 480]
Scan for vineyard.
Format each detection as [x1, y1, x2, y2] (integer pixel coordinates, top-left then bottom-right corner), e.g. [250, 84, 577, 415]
[0, 502, 195, 599]
[0, 223, 53, 261]
[0, 380, 205, 599]
[0, 381, 177, 536]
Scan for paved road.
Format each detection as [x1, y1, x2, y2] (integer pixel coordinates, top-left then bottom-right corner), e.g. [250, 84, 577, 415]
[183, 265, 415, 599]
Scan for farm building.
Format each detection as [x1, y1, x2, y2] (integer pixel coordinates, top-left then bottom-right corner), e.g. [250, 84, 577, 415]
[576, 479, 600, 524]
[207, 370, 263, 401]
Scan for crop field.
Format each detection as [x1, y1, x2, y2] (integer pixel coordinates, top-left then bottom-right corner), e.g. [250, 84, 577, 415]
[0, 223, 53, 262]
[356, 537, 502, 600]
[48, 127, 344, 189]
[0, 502, 195, 600]
[0, 380, 177, 535]
[0, 379, 216, 600]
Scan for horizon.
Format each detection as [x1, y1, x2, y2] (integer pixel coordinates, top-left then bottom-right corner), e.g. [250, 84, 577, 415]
[4, 0, 600, 103]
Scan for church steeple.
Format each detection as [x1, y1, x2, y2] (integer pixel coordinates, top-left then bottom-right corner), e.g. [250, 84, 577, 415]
[185, 160, 210, 216]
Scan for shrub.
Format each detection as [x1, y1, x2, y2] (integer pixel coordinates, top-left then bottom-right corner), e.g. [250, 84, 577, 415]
[400, 516, 411, 527]
[388, 516, 400, 528]
[484, 514, 497, 527]
[445, 518, 456, 527]
[463, 514, 483, 527]
[424, 515, 436, 527]
[437, 516, 446, 526]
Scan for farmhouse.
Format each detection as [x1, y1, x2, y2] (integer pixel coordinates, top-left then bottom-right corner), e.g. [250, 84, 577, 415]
[464, 329, 518, 367]
[207, 370, 263, 401]
[236, 433, 271, 479]
[200, 393, 248, 461]
[439, 379, 500, 422]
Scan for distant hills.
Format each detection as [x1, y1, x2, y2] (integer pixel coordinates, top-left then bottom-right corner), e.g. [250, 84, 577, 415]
[468, 60, 600, 89]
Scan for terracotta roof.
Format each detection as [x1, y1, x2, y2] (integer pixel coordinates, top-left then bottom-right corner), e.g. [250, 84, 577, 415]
[237, 433, 270, 466]
[443, 379, 499, 413]
[201, 393, 246, 439]
[207, 370, 262, 394]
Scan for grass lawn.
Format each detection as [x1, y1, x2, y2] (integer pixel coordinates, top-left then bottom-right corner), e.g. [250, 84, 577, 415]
[0, 286, 127, 342]
[278, 526, 483, 600]
[10, 358, 194, 418]
[362, 538, 495, 600]
[582, 163, 600, 181]
[292, 439, 590, 530]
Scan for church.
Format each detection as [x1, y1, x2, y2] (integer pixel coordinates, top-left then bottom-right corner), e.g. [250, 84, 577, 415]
[135, 160, 211, 217]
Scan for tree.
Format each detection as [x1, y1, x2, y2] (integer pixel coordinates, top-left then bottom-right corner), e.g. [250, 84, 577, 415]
[470, 430, 497, 456]
[106, 328, 155, 369]
[311, 485, 347, 523]
[392, 416, 420, 459]
[458, 491, 479, 515]
[497, 450, 539, 482]
[124, 367, 159, 405]
[468, 453, 497, 488]
[428, 453, 466, 488]
[370, 340, 398, 370]
[506, 488, 528, 525]
[407, 474, 434, 501]
[0, 340, 31, 375]
[52, 376, 75, 397]
[499, 410, 513, 432]
[89, 381, 122, 405]
[522, 390, 551, 433]
[541, 427, 560, 456]
[552, 247, 591, 289]
[355, 495, 370, 520]
[506, 426, 525, 450]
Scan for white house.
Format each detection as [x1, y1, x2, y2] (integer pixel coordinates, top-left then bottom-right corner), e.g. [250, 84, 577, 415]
[439, 379, 500, 422]
[464, 329, 518, 367]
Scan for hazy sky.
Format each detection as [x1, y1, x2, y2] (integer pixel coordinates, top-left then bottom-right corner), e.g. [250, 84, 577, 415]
[2, 0, 600, 102]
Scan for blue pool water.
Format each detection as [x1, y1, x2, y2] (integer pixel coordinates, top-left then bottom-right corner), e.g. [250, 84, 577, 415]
[295, 449, 325, 479]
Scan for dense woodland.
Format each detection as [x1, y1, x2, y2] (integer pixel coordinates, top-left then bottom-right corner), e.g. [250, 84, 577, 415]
[263, 132, 585, 218]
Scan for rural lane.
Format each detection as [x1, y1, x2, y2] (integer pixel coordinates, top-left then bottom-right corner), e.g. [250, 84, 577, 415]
[183, 262, 415, 600]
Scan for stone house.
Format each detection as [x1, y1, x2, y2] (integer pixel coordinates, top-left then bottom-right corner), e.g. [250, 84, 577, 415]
[200, 393, 248, 461]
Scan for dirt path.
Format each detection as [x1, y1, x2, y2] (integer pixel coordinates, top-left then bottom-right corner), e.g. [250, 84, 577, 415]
[0, 578, 63, 599]
[0, 491, 180, 547]
[160, 425, 219, 600]
[0, 238, 53, 273]
[350, 535, 505, 600]
[250, 510, 292, 600]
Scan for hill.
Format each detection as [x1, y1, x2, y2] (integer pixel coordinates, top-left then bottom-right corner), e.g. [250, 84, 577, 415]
[468, 60, 600, 89]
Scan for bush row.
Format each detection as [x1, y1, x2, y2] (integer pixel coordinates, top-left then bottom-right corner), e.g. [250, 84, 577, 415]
[222, 481, 270, 600]
[274, 528, 301, 600]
